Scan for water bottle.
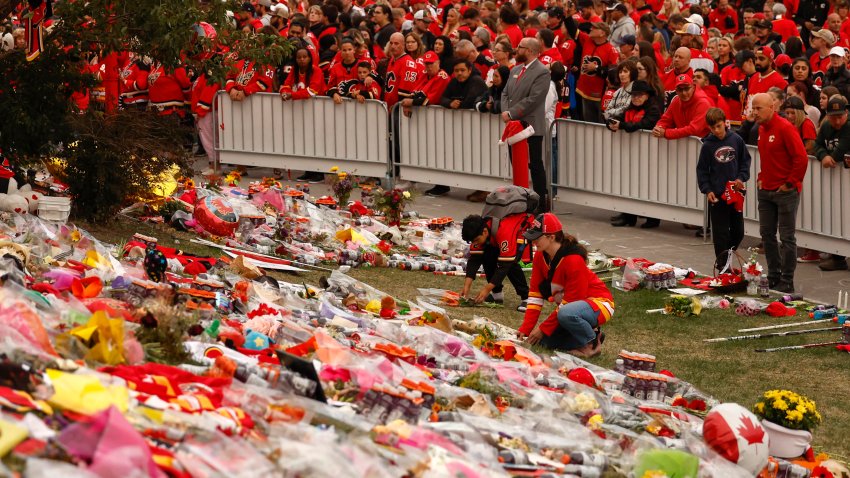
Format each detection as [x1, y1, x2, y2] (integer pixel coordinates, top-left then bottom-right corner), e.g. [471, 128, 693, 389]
[758, 276, 770, 298]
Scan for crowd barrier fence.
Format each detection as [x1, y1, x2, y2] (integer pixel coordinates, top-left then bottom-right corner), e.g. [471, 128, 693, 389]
[215, 94, 850, 256]
[215, 92, 391, 179]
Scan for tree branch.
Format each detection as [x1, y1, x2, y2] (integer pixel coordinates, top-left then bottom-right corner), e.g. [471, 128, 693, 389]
[0, 0, 21, 23]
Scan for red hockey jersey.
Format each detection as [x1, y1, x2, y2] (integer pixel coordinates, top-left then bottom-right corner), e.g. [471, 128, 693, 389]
[384, 53, 425, 107]
[225, 60, 275, 96]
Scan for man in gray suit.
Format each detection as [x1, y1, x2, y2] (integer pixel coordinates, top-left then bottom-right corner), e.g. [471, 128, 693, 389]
[501, 37, 552, 212]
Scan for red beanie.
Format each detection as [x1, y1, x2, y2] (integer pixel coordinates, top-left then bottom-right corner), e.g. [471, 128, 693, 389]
[765, 301, 796, 317]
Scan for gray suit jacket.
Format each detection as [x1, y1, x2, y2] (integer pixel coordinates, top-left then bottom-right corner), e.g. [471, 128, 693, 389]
[501, 59, 551, 137]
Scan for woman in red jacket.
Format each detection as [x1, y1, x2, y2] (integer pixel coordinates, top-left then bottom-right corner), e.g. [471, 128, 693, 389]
[519, 213, 614, 357]
[280, 43, 327, 101]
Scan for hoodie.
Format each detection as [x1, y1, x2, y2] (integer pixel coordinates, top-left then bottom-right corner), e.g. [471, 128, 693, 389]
[656, 87, 713, 139]
[697, 129, 751, 196]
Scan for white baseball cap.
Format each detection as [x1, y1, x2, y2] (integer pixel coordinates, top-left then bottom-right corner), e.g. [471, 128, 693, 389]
[829, 46, 847, 57]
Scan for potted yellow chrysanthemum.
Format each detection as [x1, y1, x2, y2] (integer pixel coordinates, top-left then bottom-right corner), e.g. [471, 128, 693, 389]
[753, 390, 822, 458]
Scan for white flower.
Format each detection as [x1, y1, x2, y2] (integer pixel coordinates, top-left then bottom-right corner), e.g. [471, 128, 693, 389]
[402, 191, 411, 199]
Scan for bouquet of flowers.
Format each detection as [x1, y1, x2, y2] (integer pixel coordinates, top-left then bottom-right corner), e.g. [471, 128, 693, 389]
[329, 167, 354, 206]
[743, 248, 763, 281]
[753, 389, 822, 431]
[664, 295, 702, 318]
[373, 187, 413, 226]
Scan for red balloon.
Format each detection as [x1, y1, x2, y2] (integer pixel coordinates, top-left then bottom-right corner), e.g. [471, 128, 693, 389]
[194, 195, 239, 237]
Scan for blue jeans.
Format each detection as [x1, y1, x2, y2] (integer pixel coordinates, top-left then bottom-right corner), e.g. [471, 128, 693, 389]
[541, 300, 600, 351]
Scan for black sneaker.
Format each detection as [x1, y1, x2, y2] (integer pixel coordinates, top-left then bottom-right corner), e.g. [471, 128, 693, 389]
[516, 300, 528, 312]
[819, 258, 849, 271]
[774, 282, 795, 293]
[425, 185, 451, 197]
[484, 293, 504, 304]
[306, 172, 325, 184]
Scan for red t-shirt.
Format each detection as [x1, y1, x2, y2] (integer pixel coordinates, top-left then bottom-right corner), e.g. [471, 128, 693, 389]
[720, 64, 746, 121]
[800, 118, 817, 142]
[772, 18, 800, 41]
[757, 113, 810, 192]
[746, 70, 787, 108]
[708, 7, 738, 35]
[503, 24, 524, 48]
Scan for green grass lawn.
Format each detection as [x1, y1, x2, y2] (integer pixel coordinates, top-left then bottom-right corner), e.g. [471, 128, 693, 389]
[82, 218, 850, 458]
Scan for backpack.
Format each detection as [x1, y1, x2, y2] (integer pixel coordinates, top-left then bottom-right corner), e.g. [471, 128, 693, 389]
[481, 185, 539, 237]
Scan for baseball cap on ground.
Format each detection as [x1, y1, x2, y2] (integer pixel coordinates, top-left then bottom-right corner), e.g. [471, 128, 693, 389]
[782, 96, 804, 111]
[422, 51, 439, 63]
[414, 10, 433, 21]
[677, 23, 701, 35]
[829, 46, 847, 57]
[812, 29, 836, 45]
[827, 96, 849, 116]
[524, 213, 563, 241]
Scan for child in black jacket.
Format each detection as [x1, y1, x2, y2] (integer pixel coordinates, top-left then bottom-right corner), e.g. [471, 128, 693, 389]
[696, 107, 752, 266]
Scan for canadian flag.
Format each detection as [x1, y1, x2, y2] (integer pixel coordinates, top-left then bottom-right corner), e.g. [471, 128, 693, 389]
[499, 120, 534, 189]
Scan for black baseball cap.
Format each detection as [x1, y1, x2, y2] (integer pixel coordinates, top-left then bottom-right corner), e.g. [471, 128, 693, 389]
[547, 6, 565, 19]
[827, 96, 849, 116]
[630, 80, 654, 95]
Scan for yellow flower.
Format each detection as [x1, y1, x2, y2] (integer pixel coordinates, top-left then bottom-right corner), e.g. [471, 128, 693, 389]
[330, 166, 339, 172]
[773, 399, 788, 411]
[755, 402, 765, 414]
[786, 410, 803, 422]
[70, 230, 82, 242]
[796, 404, 807, 414]
[402, 191, 411, 199]
[338, 172, 348, 179]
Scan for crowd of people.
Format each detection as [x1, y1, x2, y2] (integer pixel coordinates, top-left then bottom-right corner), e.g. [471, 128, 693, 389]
[4, 0, 850, 280]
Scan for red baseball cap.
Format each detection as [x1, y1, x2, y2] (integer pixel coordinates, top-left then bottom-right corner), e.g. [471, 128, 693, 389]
[753, 12, 765, 20]
[756, 46, 775, 60]
[422, 51, 439, 63]
[524, 213, 563, 240]
[675, 74, 693, 88]
[774, 53, 792, 68]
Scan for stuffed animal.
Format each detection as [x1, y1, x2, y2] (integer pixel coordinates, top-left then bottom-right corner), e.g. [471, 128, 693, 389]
[17, 184, 42, 214]
[380, 296, 397, 318]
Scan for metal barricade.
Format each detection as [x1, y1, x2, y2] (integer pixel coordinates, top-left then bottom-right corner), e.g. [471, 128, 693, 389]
[215, 92, 391, 178]
[743, 146, 850, 256]
[395, 105, 512, 191]
[551, 119, 707, 226]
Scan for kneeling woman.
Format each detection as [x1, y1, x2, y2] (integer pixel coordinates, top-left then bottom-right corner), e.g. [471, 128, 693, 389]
[518, 213, 614, 357]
